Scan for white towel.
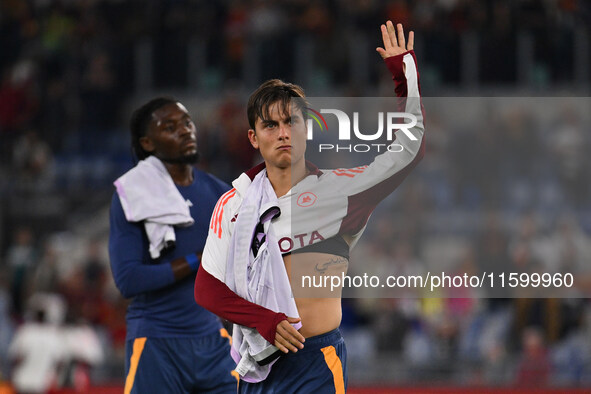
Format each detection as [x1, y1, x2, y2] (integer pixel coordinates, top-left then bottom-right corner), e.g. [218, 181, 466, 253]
[225, 170, 300, 383]
[114, 156, 194, 258]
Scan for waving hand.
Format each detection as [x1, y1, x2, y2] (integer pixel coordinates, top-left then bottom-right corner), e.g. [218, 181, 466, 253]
[376, 21, 414, 59]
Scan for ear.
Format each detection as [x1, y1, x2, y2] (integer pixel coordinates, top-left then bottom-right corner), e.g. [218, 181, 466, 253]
[139, 136, 155, 154]
[248, 129, 259, 149]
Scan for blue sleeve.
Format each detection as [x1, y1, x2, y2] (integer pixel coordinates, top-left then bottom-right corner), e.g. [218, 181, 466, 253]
[108, 192, 176, 298]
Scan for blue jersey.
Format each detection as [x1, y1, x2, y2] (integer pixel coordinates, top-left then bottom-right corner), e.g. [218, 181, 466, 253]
[109, 168, 230, 340]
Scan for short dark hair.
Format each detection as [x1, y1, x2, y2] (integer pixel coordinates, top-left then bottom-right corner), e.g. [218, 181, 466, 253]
[247, 79, 308, 129]
[130, 97, 178, 160]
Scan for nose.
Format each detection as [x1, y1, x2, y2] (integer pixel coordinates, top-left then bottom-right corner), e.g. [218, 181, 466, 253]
[179, 123, 193, 137]
[278, 122, 290, 140]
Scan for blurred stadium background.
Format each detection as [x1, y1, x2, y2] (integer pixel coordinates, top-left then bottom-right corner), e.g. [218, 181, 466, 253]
[1, 0, 590, 392]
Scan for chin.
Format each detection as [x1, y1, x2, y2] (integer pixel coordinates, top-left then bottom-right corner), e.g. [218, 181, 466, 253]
[270, 158, 291, 170]
[182, 152, 200, 164]
[162, 152, 200, 164]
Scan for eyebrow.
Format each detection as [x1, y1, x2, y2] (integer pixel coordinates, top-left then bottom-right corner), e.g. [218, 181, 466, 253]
[261, 114, 296, 125]
[260, 119, 278, 126]
[157, 114, 192, 126]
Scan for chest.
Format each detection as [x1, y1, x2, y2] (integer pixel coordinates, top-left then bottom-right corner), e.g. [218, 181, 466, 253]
[270, 181, 349, 253]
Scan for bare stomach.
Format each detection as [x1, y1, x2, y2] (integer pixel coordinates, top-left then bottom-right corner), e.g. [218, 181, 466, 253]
[283, 252, 349, 338]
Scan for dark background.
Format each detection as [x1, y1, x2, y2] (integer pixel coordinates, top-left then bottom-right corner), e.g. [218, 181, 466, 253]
[1, 0, 590, 390]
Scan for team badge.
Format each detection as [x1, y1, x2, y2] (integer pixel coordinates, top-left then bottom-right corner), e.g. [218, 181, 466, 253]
[297, 192, 317, 207]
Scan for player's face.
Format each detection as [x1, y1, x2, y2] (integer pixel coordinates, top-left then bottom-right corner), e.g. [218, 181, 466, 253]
[141, 102, 198, 164]
[248, 101, 307, 171]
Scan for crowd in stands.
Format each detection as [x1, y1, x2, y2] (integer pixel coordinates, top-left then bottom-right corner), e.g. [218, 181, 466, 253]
[1, 0, 591, 390]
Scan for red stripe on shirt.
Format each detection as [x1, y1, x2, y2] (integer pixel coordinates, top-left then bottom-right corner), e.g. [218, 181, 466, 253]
[211, 189, 236, 237]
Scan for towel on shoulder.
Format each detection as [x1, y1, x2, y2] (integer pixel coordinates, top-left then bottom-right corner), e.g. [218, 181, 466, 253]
[114, 156, 194, 259]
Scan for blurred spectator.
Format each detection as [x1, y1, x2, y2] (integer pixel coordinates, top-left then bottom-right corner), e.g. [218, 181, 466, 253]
[61, 239, 109, 326]
[78, 51, 120, 151]
[0, 274, 13, 383]
[0, 60, 37, 134]
[0, 60, 39, 165]
[552, 304, 591, 386]
[28, 240, 61, 295]
[482, 338, 511, 385]
[0, 0, 591, 389]
[547, 107, 589, 207]
[478, 307, 513, 385]
[222, 1, 249, 79]
[12, 129, 54, 190]
[509, 215, 562, 346]
[547, 214, 591, 278]
[508, 213, 547, 275]
[476, 213, 511, 299]
[247, 0, 292, 81]
[8, 294, 66, 394]
[450, 111, 503, 208]
[201, 92, 255, 180]
[499, 108, 539, 179]
[515, 326, 552, 386]
[59, 316, 104, 392]
[5, 227, 37, 317]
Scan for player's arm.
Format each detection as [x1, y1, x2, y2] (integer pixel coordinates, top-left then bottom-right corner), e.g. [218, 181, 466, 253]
[195, 191, 305, 352]
[333, 22, 425, 236]
[196, 269, 303, 352]
[108, 193, 199, 298]
[339, 21, 424, 198]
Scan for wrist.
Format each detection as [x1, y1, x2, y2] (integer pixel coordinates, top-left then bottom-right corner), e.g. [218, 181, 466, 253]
[257, 312, 288, 344]
[185, 253, 200, 271]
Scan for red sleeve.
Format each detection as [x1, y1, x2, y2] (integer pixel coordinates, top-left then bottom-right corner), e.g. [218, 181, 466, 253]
[384, 50, 421, 97]
[337, 50, 425, 236]
[194, 267, 288, 344]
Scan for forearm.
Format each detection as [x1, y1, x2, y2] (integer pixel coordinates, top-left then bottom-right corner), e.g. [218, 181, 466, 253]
[111, 253, 199, 298]
[171, 253, 201, 280]
[334, 50, 425, 206]
[110, 195, 191, 297]
[385, 50, 424, 138]
[194, 267, 287, 344]
[112, 260, 175, 298]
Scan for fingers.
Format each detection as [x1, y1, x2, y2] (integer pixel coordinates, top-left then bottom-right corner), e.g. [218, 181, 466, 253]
[376, 47, 387, 59]
[274, 319, 305, 353]
[386, 20, 398, 47]
[397, 23, 405, 49]
[274, 332, 301, 353]
[380, 24, 392, 50]
[285, 318, 305, 342]
[379, 21, 414, 55]
[274, 336, 293, 354]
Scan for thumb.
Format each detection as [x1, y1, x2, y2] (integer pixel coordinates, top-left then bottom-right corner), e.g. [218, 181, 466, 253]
[286, 317, 301, 324]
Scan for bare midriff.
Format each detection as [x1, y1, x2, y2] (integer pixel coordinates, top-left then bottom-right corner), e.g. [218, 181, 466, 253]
[283, 252, 349, 338]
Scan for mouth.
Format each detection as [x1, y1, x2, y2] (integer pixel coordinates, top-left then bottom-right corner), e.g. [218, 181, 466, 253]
[277, 145, 291, 151]
[183, 139, 197, 148]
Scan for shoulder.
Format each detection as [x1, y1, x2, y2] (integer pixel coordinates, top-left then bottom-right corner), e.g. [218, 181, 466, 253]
[209, 187, 240, 238]
[110, 190, 123, 211]
[214, 188, 241, 214]
[195, 168, 231, 194]
[109, 190, 130, 227]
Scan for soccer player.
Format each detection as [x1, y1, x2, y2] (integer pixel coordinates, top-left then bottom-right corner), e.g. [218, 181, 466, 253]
[195, 22, 424, 392]
[109, 98, 237, 393]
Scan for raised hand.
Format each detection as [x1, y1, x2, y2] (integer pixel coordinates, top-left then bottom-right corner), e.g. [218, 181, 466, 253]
[376, 21, 414, 59]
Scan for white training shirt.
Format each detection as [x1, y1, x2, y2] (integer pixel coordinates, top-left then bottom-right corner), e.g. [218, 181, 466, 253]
[202, 51, 424, 283]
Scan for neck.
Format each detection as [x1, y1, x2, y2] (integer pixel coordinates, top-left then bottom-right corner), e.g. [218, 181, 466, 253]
[164, 162, 194, 186]
[266, 160, 308, 197]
